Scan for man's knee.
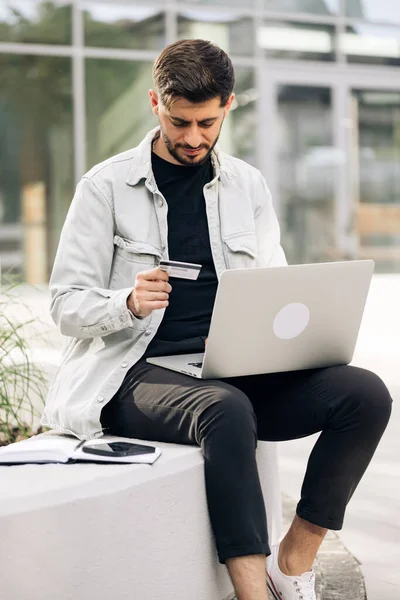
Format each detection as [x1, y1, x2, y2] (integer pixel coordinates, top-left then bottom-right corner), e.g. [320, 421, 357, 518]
[344, 367, 392, 430]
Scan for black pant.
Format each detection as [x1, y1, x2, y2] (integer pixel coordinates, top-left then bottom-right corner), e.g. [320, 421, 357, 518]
[100, 360, 392, 564]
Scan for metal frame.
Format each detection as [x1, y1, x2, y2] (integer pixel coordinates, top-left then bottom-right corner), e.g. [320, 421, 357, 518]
[260, 60, 400, 255]
[72, 1, 86, 180]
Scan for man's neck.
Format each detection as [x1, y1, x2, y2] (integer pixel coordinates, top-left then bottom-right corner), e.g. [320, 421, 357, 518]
[152, 135, 181, 166]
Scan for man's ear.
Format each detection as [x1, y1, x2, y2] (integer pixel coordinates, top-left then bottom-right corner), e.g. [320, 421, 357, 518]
[224, 93, 236, 117]
[149, 89, 159, 117]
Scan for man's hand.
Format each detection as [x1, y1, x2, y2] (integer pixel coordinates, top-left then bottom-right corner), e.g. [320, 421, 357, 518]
[127, 267, 172, 319]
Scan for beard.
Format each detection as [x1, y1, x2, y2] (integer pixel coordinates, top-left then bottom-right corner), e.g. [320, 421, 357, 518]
[158, 121, 223, 167]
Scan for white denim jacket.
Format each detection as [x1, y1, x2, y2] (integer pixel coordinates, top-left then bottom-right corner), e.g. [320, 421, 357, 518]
[41, 127, 287, 439]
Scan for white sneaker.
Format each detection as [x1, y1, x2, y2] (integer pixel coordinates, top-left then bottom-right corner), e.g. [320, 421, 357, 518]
[266, 544, 316, 600]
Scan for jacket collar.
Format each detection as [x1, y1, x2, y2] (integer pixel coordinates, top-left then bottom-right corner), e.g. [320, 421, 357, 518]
[125, 126, 234, 187]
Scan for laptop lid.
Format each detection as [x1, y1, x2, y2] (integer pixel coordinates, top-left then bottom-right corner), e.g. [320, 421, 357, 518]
[201, 260, 374, 379]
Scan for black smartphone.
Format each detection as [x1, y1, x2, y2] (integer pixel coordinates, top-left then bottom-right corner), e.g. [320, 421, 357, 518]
[81, 441, 156, 457]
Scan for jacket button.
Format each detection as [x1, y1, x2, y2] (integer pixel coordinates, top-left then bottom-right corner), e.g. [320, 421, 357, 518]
[158, 199, 163, 207]
[121, 362, 128, 368]
[97, 396, 105, 403]
[145, 330, 152, 336]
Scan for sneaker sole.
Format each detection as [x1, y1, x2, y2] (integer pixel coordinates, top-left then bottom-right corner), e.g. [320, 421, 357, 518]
[266, 571, 281, 600]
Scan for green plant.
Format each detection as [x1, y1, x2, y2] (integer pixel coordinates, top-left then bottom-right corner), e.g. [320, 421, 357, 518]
[0, 284, 47, 446]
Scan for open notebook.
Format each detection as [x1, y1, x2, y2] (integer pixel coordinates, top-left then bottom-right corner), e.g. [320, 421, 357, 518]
[0, 433, 161, 465]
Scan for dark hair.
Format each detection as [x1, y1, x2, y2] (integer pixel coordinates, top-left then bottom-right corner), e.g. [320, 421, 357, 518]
[153, 39, 235, 108]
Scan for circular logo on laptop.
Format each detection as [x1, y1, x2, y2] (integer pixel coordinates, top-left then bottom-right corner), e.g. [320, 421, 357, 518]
[273, 303, 310, 340]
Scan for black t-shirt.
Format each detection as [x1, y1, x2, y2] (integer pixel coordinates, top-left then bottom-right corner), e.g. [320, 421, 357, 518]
[143, 151, 218, 358]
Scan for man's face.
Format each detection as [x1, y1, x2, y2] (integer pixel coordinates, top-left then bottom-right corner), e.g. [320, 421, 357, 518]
[149, 92, 235, 167]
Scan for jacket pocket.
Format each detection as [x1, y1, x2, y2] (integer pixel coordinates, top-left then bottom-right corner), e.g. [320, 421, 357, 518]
[113, 235, 163, 263]
[109, 235, 163, 289]
[223, 232, 257, 270]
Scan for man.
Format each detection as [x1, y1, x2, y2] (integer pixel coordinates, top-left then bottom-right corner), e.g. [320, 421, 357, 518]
[42, 39, 392, 600]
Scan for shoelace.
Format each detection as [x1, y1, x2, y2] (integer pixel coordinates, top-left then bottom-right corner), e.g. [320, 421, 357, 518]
[292, 573, 315, 600]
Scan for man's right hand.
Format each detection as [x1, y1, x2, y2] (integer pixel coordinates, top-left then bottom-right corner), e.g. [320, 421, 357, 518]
[127, 267, 172, 319]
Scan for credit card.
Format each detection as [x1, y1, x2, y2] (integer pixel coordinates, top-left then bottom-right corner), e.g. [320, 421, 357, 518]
[159, 259, 202, 280]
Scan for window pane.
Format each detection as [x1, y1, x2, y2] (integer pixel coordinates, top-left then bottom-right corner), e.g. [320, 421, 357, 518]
[83, 3, 166, 50]
[277, 85, 338, 264]
[347, 0, 400, 24]
[177, 11, 254, 56]
[86, 59, 154, 168]
[258, 22, 336, 61]
[0, 1, 72, 45]
[219, 67, 257, 166]
[0, 55, 73, 283]
[264, 0, 338, 15]
[351, 90, 400, 272]
[342, 24, 400, 66]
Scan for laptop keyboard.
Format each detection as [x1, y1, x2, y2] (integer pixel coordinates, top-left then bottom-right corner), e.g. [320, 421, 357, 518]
[188, 362, 203, 369]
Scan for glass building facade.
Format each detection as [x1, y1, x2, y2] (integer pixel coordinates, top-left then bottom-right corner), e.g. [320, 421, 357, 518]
[1, 0, 400, 283]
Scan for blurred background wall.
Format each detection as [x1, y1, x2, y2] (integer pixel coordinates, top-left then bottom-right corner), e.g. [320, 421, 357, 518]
[1, 0, 400, 283]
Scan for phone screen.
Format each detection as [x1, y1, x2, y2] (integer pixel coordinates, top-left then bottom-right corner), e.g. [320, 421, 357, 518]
[82, 441, 156, 457]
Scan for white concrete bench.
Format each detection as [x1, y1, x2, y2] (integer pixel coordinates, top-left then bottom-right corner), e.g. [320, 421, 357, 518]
[1, 346, 282, 600]
[0, 437, 281, 600]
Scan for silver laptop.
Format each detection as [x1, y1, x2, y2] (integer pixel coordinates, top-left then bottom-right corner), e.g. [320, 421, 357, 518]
[146, 260, 374, 379]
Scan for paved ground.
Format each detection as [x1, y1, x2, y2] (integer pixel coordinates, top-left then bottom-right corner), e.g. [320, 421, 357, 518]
[278, 275, 400, 600]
